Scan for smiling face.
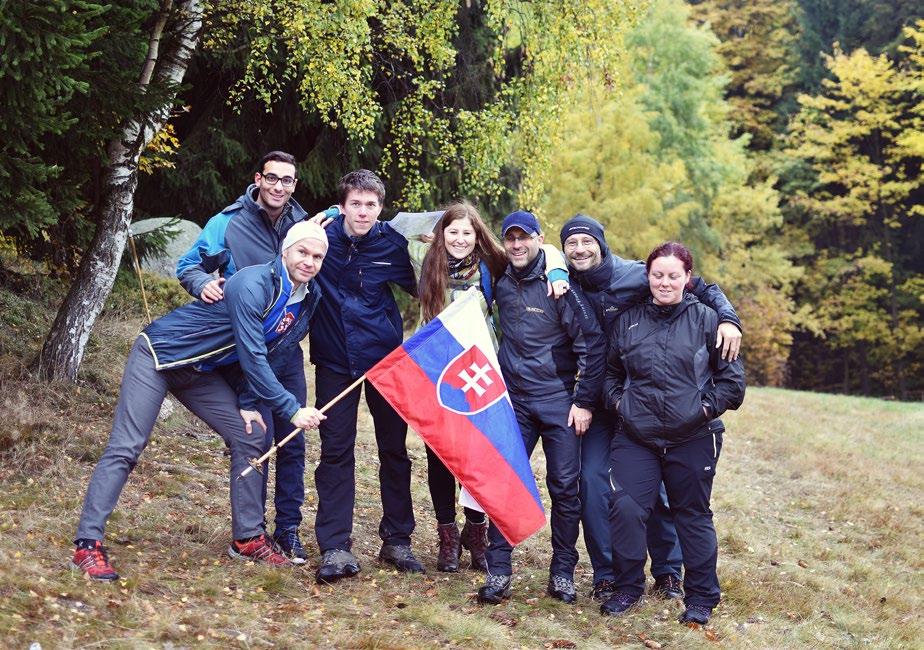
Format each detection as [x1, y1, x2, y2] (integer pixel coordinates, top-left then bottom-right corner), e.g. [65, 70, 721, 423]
[443, 217, 477, 260]
[503, 227, 543, 269]
[648, 254, 691, 305]
[339, 189, 383, 237]
[563, 233, 603, 272]
[282, 238, 326, 284]
[254, 160, 297, 219]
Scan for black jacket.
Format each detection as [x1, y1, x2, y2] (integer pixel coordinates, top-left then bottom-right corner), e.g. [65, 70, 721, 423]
[496, 250, 604, 408]
[604, 294, 746, 449]
[571, 251, 742, 335]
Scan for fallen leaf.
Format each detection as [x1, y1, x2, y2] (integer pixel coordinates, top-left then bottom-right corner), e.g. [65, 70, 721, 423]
[644, 640, 662, 649]
[489, 611, 518, 627]
[544, 641, 576, 649]
[705, 628, 719, 642]
[797, 559, 808, 568]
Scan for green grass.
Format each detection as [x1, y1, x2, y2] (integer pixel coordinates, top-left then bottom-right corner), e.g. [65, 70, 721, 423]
[0, 286, 921, 648]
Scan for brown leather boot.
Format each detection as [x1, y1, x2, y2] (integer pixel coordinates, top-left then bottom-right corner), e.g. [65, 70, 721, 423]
[460, 518, 488, 572]
[436, 523, 461, 572]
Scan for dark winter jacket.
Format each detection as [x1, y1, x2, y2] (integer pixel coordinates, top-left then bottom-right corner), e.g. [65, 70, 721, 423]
[604, 293, 745, 449]
[142, 256, 321, 420]
[308, 212, 417, 377]
[175, 185, 308, 298]
[496, 250, 604, 408]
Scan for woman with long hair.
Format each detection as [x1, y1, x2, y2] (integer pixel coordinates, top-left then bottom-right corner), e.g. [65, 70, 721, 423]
[408, 200, 567, 572]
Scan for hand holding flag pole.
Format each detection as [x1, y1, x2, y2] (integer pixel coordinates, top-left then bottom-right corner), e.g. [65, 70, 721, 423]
[238, 374, 366, 479]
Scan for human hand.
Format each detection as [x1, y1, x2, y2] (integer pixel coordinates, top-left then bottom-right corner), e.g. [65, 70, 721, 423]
[200, 277, 225, 303]
[568, 404, 592, 436]
[548, 279, 569, 299]
[239, 409, 266, 435]
[291, 407, 327, 430]
[310, 211, 335, 228]
[716, 322, 742, 362]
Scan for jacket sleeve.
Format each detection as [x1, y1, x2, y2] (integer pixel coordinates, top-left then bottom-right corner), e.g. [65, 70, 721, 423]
[223, 274, 300, 421]
[560, 285, 604, 409]
[391, 238, 419, 298]
[702, 309, 746, 417]
[689, 277, 742, 331]
[541, 244, 569, 285]
[603, 328, 627, 414]
[176, 212, 233, 298]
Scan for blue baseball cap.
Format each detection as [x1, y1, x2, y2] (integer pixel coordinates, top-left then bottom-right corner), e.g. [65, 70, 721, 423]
[501, 210, 541, 237]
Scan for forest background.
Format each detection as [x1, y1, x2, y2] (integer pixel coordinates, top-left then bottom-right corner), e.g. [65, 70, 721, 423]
[1, 0, 922, 399]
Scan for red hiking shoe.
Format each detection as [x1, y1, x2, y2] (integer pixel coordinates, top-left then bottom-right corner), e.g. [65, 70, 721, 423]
[71, 541, 120, 582]
[227, 534, 292, 567]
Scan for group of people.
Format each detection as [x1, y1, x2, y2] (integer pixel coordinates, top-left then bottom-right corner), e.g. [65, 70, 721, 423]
[70, 151, 745, 626]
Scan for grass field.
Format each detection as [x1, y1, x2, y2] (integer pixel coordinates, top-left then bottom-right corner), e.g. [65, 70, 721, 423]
[0, 284, 921, 649]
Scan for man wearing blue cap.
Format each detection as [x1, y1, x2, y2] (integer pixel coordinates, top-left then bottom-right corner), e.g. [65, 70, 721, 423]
[477, 210, 605, 606]
[557, 213, 742, 613]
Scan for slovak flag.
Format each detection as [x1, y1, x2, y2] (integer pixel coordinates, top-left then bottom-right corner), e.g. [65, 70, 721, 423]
[366, 290, 546, 545]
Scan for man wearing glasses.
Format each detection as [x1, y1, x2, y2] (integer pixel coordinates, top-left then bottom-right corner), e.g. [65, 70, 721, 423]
[477, 210, 604, 606]
[176, 151, 311, 564]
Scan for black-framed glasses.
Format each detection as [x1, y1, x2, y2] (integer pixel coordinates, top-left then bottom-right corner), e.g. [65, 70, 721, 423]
[260, 173, 297, 188]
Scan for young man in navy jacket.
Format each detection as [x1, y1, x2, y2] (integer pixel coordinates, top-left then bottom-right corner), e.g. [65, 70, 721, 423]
[307, 170, 424, 584]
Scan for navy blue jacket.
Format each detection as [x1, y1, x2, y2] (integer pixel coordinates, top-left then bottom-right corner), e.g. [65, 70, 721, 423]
[308, 214, 417, 377]
[176, 185, 308, 298]
[143, 257, 321, 420]
[571, 252, 741, 335]
[604, 294, 746, 449]
[496, 250, 604, 408]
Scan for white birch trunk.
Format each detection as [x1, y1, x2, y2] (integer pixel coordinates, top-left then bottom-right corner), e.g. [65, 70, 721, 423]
[38, 0, 203, 381]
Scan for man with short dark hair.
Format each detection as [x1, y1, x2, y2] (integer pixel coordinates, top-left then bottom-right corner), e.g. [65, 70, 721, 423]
[308, 169, 424, 583]
[558, 213, 742, 605]
[477, 210, 604, 606]
[175, 151, 312, 563]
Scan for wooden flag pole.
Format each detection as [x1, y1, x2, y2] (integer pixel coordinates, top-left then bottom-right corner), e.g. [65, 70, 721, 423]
[238, 373, 367, 479]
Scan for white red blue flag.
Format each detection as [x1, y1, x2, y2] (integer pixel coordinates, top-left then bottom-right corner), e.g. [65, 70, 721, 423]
[366, 290, 546, 545]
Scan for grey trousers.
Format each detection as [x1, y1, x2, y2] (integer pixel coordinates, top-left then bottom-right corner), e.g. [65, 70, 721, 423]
[76, 337, 267, 541]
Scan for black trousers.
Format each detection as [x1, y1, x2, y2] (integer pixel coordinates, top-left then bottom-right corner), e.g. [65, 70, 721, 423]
[313, 365, 415, 553]
[609, 430, 723, 608]
[485, 394, 581, 578]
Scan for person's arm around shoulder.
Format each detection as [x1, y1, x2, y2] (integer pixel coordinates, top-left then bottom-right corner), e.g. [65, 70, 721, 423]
[689, 277, 742, 362]
[176, 211, 237, 303]
[541, 244, 570, 299]
[701, 306, 746, 419]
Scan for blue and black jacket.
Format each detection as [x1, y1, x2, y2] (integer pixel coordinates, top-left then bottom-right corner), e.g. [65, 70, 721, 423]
[176, 185, 308, 298]
[142, 257, 321, 420]
[308, 212, 417, 378]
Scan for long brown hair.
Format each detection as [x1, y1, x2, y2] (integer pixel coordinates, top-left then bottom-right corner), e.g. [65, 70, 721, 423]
[419, 201, 507, 321]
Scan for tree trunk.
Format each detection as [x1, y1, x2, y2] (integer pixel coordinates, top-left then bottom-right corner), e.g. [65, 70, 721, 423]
[37, 0, 203, 381]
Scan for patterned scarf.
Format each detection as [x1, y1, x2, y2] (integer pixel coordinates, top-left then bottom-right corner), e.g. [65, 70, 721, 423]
[447, 251, 480, 282]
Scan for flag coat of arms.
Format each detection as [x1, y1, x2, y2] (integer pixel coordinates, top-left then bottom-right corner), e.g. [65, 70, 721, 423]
[366, 290, 545, 545]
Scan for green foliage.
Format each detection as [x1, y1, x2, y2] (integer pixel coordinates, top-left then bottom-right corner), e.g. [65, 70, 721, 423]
[785, 22, 923, 396]
[0, 1, 106, 241]
[541, 0, 799, 385]
[690, 0, 802, 151]
[203, 0, 644, 213]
